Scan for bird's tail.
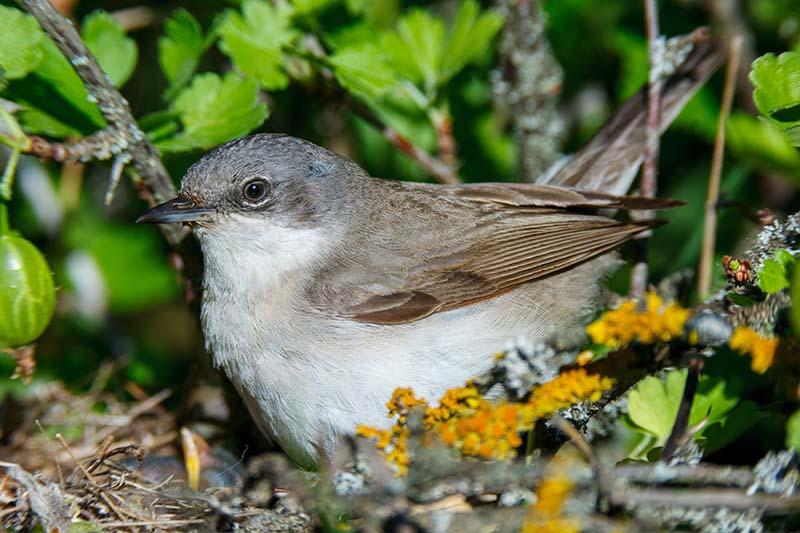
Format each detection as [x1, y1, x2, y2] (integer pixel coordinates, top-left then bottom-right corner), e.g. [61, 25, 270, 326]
[541, 28, 723, 195]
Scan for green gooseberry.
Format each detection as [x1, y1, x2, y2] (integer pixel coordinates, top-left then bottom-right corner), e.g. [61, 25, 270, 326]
[0, 207, 56, 348]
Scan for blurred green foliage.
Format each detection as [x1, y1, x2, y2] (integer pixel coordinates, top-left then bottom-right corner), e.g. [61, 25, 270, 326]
[0, 0, 799, 464]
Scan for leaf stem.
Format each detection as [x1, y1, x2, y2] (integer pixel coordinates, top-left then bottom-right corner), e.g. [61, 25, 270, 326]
[0, 202, 9, 235]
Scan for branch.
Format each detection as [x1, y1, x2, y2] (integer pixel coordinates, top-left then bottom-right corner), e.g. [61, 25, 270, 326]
[492, 0, 564, 181]
[19, 0, 184, 245]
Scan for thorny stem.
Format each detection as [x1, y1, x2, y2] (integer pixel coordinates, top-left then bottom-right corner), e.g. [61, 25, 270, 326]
[18, 0, 184, 244]
[697, 37, 742, 298]
[631, 0, 663, 298]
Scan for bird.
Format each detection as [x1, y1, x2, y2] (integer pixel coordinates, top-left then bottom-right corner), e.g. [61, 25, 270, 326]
[138, 36, 720, 468]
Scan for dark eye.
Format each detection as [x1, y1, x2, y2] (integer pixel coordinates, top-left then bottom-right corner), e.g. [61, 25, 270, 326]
[242, 178, 271, 204]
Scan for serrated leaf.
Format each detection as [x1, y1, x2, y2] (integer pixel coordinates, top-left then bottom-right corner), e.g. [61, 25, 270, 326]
[329, 43, 397, 101]
[751, 52, 800, 122]
[217, 0, 297, 91]
[441, 0, 503, 84]
[382, 9, 445, 91]
[82, 11, 137, 87]
[156, 72, 268, 152]
[158, 9, 207, 97]
[757, 249, 796, 294]
[381, 3, 502, 94]
[0, 6, 45, 80]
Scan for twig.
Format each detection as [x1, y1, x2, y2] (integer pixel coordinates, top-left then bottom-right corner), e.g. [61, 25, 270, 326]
[614, 463, 754, 487]
[697, 36, 742, 298]
[660, 355, 704, 462]
[552, 416, 615, 510]
[18, 0, 184, 245]
[610, 486, 800, 513]
[630, 0, 663, 298]
[382, 127, 460, 185]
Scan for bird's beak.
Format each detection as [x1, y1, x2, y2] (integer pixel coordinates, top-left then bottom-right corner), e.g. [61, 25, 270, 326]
[136, 196, 214, 224]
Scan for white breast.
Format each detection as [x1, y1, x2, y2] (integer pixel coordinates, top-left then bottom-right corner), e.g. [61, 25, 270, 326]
[195, 215, 608, 467]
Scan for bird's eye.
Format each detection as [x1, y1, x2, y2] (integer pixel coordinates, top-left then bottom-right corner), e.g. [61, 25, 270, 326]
[242, 178, 271, 204]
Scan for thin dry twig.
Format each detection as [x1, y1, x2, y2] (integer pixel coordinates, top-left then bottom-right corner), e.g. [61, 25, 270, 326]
[697, 36, 743, 298]
[630, 0, 663, 298]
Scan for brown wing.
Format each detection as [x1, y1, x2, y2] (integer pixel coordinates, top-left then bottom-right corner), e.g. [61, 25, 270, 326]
[346, 213, 655, 324]
[318, 178, 676, 325]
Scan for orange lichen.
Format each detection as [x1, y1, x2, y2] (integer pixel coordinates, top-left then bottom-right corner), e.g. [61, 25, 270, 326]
[358, 366, 616, 474]
[729, 325, 778, 374]
[586, 292, 689, 349]
[527, 368, 615, 419]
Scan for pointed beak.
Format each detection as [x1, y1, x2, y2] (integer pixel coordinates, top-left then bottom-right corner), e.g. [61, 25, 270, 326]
[136, 196, 214, 224]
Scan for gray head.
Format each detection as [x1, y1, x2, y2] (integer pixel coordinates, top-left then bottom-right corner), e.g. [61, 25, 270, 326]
[137, 134, 358, 230]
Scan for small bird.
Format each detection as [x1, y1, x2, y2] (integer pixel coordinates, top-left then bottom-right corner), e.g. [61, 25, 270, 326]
[138, 37, 719, 468]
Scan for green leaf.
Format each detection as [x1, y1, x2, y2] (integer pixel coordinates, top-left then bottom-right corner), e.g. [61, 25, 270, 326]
[703, 401, 765, 454]
[291, 0, 339, 16]
[381, 9, 445, 91]
[787, 408, 800, 452]
[329, 43, 397, 101]
[727, 112, 800, 175]
[792, 253, 800, 335]
[82, 11, 137, 88]
[32, 39, 105, 128]
[17, 107, 82, 137]
[380, 3, 502, 95]
[757, 249, 796, 294]
[65, 216, 180, 313]
[440, 0, 503, 84]
[0, 6, 45, 80]
[158, 9, 207, 97]
[751, 52, 800, 124]
[156, 72, 268, 153]
[626, 369, 740, 451]
[217, 0, 297, 91]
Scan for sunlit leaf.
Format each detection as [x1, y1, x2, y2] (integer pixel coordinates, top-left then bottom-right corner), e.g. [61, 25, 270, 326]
[217, 0, 297, 90]
[82, 11, 137, 87]
[441, 0, 503, 84]
[381, 9, 445, 91]
[626, 369, 740, 452]
[329, 43, 397, 101]
[0, 6, 44, 80]
[757, 249, 796, 294]
[156, 72, 268, 152]
[751, 52, 800, 124]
